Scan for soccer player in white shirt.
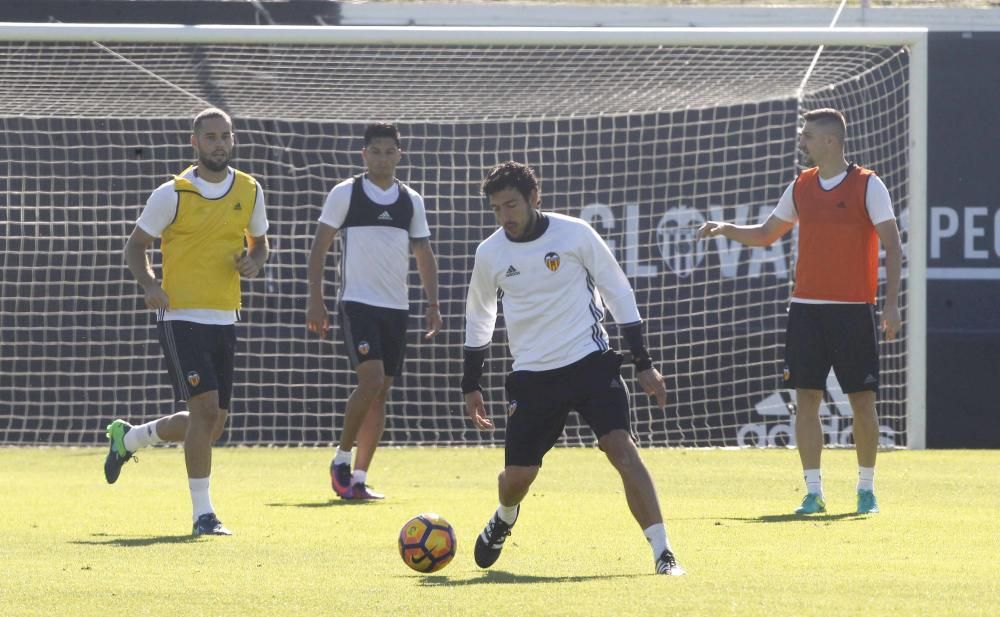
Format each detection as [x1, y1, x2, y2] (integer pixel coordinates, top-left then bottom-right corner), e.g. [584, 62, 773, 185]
[307, 123, 442, 500]
[462, 161, 684, 575]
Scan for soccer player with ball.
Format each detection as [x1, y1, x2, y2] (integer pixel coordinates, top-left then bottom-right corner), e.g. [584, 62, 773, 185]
[461, 161, 684, 575]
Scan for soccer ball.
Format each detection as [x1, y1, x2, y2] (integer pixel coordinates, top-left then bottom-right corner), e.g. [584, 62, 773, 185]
[398, 513, 457, 573]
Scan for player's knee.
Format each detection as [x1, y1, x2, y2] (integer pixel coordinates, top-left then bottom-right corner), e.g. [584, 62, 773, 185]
[601, 432, 642, 470]
[210, 411, 229, 442]
[500, 466, 537, 495]
[373, 381, 393, 404]
[355, 365, 388, 399]
[188, 394, 223, 428]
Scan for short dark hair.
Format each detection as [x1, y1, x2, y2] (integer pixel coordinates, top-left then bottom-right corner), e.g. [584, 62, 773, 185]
[192, 107, 232, 133]
[802, 108, 846, 143]
[364, 123, 401, 147]
[481, 161, 539, 202]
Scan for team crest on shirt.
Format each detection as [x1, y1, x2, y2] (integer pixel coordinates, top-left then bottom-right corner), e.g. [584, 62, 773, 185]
[358, 341, 370, 356]
[187, 371, 201, 387]
[506, 400, 518, 417]
[544, 252, 560, 272]
[783, 366, 791, 382]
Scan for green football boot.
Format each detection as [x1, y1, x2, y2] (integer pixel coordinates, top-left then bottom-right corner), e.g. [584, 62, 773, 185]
[103, 419, 134, 484]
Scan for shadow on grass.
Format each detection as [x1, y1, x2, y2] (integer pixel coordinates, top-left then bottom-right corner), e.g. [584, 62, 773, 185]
[714, 512, 870, 524]
[265, 499, 384, 508]
[416, 570, 638, 586]
[70, 533, 201, 547]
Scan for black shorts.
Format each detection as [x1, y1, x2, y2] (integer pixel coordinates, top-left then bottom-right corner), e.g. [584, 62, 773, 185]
[783, 302, 879, 394]
[339, 301, 409, 376]
[503, 351, 633, 467]
[157, 320, 237, 408]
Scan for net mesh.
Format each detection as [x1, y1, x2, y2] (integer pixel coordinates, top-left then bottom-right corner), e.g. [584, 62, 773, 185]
[0, 37, 910, 447]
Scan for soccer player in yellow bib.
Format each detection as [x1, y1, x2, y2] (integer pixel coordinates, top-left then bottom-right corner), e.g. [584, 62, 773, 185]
[107, 108, 270, 536]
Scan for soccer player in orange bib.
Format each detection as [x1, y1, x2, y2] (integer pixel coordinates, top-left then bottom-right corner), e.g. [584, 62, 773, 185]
[697, 108, 903, 515]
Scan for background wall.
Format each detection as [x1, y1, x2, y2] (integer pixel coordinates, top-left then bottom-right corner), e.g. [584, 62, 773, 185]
[926, 31, 1000, 447]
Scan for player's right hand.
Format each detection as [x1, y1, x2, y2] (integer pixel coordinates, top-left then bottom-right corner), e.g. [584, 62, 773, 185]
[143, 284, 169, 310]
[637, 367, 668, 411]
[306, 297, 329, 339]
[696, 221, 727, 240]
[464, 390, 494, 431]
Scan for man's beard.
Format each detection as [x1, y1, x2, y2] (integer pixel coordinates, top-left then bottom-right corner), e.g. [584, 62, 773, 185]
[199, 151, 231, 172]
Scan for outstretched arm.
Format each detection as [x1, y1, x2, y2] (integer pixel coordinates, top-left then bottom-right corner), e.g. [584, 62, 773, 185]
[411, 237, 442, 339]
[697, 214, 794, 247]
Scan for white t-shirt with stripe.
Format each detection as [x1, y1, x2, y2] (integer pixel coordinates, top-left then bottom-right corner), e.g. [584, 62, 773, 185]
[465, 212, 642, 372]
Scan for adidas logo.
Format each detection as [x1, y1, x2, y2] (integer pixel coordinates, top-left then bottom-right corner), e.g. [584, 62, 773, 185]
[233, 202, 242, 210]
[378, 211, 393, 221]
[863, 374, 877, 384]
[835, 201, 847, 209]
[504, 265, 520, 278]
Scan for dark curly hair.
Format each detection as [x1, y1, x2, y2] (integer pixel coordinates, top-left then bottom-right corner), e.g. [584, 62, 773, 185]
[481, 161, 539, 202]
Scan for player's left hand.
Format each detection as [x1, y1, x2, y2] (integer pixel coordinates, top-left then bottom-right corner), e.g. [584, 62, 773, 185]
[424, 305, 442, 339]
[235, 251, 261, 278]
[881, 301, 901, 340]
[637, 367, 668, 411]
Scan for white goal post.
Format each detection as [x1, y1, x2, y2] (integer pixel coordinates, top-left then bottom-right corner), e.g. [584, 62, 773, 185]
[0, 23, 927, 449]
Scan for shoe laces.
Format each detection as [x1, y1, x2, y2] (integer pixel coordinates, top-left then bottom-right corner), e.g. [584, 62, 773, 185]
[484, 514, 512, 545]
[656, 550, 677, 573]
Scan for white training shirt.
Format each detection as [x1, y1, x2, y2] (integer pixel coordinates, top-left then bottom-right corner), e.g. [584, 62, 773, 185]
[771, 170, 895, 306]
[136, 167, 270, 324]
[465, 212, 642, 372]
[318, 175, 430, 310]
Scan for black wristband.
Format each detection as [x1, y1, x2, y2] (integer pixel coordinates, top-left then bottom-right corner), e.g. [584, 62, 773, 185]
[621, 321, 654, 371]
[632, 353, 653, 372]
[461, 347, 487, 394]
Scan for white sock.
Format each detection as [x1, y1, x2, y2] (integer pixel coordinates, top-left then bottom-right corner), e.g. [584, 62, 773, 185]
[857, 466, 875, 492]
[497, 503, 519, 525]
[123, 420, 163, 452]
[804, 469, 823, 497]
[644, 523, 672, 560]
[189, 477, 215, 521]
[352, 469, 367, 485]
[333, 448, 352, 468]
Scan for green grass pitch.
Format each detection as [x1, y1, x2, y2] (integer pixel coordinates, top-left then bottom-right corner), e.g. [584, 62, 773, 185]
[1, 447, 997, 616]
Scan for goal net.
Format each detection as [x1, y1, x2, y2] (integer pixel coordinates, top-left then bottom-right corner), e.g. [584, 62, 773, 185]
[0, 25, 925, 448]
